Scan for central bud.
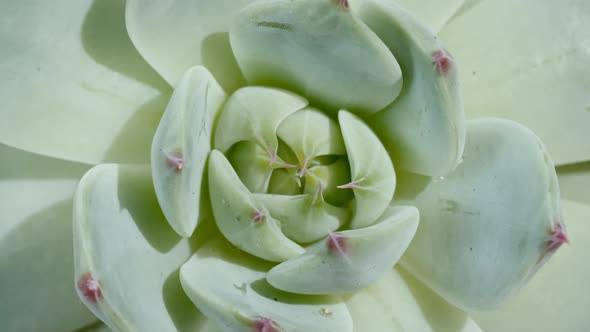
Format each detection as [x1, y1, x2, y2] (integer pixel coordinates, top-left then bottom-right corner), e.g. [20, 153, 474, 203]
[209, 86, 397, 252]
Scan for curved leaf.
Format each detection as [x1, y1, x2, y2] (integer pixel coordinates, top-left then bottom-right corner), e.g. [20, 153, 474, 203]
[126, 0, 254, 90]
[397, 118, 563, 310]
[73, 164, 213, 331]
[180, 238, 353, 332]
[267, 206, 418, 294]
[361, 0, 466, 176]
[151, 66, 226, 237]
[230, 0, 402, 114]
[0, 0, 170, 164]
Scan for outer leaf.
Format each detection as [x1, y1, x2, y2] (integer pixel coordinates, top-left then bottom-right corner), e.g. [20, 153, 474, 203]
[151, 66, 227, 237]
[397, 118, 563, 310]
[180, 238, 353, 332]
[208, 150, 304, 262]
[0, 0, 170, 164]
[346, 266, 482, 332]
[361, 0, 466, 176]
[126, 0, 254, 91]
[349, 0, 481, 33]
[557, 162, 590, 205]
[338, 111, 396, 229]
[73, 164, 214, 331]
[266, 206, 418, 294]
[440, 0, 590, 165]
[230, 0, 402, 114]
[473, 200, 590, 331]
[0, 145, 95, 332]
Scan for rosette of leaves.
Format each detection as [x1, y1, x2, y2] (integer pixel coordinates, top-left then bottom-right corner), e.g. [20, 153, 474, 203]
[66, 0, 567, 331]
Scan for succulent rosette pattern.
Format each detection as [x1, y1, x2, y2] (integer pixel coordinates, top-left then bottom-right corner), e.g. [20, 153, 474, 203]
[1, 0, 590, 331]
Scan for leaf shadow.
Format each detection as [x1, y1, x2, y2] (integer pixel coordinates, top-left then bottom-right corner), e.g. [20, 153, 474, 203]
[162, 269, 214, 332]
[0, 199, 95, 331]
[116, 166, 181, 253]
[81, 0, 170, 93]
[103, 95, 169, 164]
[397, 267, 472, 331]
[0, 144, 89, 180]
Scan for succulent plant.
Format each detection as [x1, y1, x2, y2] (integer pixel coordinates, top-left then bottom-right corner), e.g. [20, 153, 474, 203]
[71, 0, 567, 331]
[2, 0, 590, 331]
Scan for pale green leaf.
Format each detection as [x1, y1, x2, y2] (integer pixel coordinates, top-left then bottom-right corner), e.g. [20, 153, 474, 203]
[230, 0, 402, 114]
[151, 66, 227, 237]
[440, 0, 590, 165]
[214, 87, 308, 154]
[346, 267, 482, 332]
[350, 0, 481, 33]
[126, 0, 254, 91]
[396, 118, 563, 310]
[254, 193, 350, 243]
[0, 0, 170, 164]
[180, 238, 353, 332]
[473, 200, 590, 331]
[208, 150, 304, 262]
[0, 145, 95, 332]
[338, 111, 396, 229]
[267, 206, 418, 294]
[361, 0, 466, 176]
[277, 107, 346, 164]
[73, 164, 214, 331]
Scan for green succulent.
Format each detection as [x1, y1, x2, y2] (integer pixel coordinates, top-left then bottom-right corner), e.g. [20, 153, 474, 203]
[1, 0, 590, 331]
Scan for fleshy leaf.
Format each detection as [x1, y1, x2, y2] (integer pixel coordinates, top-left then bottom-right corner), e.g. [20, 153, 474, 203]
[230, 0, 402, 114]
[208, 150, 304, 262]
[214, 87, 308, 154]
[346, 266, 482, 332]
[0, 145, 95, 332]
[0, 0, 169, 164]
[557, 162, 590, 205]
[473, 200, 590, 331]
[267, 206, 418, 294]
[228, 142, 276, 193]
[338, 111, 396, 229]
[73, 164, 213, 331]
[254, 194, 350, 243]
[396, 118, 563, 310]
[180, 238, 353, 332]
[440, 0, 590, 165]
[277, 107, 346, 166]
[361, 0, 466, 176]
[151, 66, 227, 237]
[350, 0, 482, 33]
[126, 0, 254, 90]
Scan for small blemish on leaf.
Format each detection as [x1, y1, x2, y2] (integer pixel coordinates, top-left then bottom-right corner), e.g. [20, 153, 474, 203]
[256, 21, 293, 31]
[319, 308, 333, 317]
[233, 282, 248, 294]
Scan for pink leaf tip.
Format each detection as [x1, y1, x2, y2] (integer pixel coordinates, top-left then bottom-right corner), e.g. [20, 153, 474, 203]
[432, 50, 452, 76]
[254, 317, 281, 332]
[77, 272, 103, 303]
[327, 232, 348, 256]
